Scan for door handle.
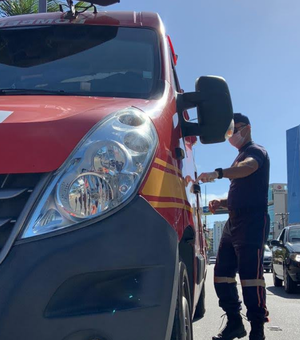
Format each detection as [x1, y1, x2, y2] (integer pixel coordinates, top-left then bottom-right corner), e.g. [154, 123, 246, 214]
[191, 183, 201, 194]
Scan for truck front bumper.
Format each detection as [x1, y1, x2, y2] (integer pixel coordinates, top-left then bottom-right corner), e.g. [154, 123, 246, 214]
[0, 197, 178, 340]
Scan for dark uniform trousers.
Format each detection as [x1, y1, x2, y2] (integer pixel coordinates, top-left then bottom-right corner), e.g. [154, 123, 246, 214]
[214, 210, 270, 322]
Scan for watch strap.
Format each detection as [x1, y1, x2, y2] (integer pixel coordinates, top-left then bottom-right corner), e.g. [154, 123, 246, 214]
[215, 168, 223, 179]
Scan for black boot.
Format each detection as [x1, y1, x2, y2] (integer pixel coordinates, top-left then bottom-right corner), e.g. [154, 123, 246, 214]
[249, 322, 265, 340]
[212, 313, 247, 340]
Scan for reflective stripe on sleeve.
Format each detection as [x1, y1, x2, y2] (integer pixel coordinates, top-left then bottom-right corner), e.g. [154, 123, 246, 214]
[214, 276, 237, 284]
[241, 279, 266, 287]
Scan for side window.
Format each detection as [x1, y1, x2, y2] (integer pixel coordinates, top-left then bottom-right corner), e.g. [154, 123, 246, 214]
[167, 35, 180, 92]
[167, 51, 180, 92]
[279, 229, 285, 243]
[169, 46, 197, 146]
[170, 57, 180, 92]
[173, 67, 180, 92]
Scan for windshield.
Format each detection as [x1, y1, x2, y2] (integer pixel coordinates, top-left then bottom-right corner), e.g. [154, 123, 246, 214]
[0, 25, 162, 99]
[288, 228, 300, 243]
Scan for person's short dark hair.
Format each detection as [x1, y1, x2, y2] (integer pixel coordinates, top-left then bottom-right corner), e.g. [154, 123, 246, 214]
[233, 113, 250, 125]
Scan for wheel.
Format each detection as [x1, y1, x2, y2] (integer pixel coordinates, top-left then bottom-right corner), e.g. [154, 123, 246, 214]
[265, 269, 270, 273]
[284, 267, 297, 294]
[273, 268, 283, 287]
[193, 282, 205, 321]
[171, 262, 193, 340]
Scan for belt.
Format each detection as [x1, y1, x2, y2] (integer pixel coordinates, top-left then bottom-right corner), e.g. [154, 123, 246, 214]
[229, 207, 267, 217]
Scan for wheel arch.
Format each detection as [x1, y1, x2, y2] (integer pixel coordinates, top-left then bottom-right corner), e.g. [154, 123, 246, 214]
[179, 226, 195, 303]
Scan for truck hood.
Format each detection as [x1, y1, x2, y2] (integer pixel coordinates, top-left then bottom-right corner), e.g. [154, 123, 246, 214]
[286, 243, 300, 253]
[0, 96, 152, 173]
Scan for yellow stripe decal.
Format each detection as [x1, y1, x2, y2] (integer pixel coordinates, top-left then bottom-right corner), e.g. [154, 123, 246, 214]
[214, 276, 237, 284]
[149, 201, 193, 213]
[241, 279, 266, 287]
[154, 158, 182, 175]
[142, 167, 187, 200]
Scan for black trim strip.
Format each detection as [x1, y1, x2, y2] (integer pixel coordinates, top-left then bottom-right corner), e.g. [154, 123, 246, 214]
[0, 173, 51, 265]
[0, 218, 11, 228]
[0, 188, 28, 199]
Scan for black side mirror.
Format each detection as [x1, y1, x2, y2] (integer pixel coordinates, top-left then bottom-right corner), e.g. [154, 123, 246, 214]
[271, 240, 281, 247]
[176, 76, 234, 144]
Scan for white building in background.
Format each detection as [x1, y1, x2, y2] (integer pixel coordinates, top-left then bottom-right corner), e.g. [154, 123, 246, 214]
[213, 221, 226, 254]
[268, 183, 288, 239]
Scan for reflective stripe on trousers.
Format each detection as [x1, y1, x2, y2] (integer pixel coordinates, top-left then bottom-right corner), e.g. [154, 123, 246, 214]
[214, 212, 270, 322]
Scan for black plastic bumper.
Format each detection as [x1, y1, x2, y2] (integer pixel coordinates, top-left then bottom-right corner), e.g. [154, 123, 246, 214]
[0, 196, 178, 340]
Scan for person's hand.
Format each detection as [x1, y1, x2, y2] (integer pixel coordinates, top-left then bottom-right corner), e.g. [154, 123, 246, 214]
[197, 171, 218, 183]
[209, 199, 222, 214]
[184, 175, 194, 187]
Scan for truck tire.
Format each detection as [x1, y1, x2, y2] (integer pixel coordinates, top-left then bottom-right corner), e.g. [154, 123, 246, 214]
[273, 267, 282, 287]
[171, 262, 193, 340]
[193, 283, 205, 321]
[284, 267, 297, 294]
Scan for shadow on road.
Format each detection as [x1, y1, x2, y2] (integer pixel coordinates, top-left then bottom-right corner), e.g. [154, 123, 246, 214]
[267, 285, 300, 299]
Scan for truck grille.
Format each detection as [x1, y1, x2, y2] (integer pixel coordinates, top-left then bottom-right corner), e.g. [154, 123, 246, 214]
[0, 173, 43, 252]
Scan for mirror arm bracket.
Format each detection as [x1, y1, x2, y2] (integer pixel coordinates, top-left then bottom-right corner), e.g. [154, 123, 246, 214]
[177, 92, 203, 112]
[176, 92, 203, 137]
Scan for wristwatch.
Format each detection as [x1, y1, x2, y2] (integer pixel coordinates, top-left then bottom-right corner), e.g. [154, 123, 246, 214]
[214, 168, 223, 179]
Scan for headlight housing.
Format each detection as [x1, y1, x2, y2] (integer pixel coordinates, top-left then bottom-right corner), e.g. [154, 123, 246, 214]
[22, 108, 158, 238]
[290, 254, 300, 262]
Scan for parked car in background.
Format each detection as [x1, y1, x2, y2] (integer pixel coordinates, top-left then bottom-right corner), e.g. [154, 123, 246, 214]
[271, 225, 300, 293]
[263, 244, 273, 273]
[209, 256, 217, 265]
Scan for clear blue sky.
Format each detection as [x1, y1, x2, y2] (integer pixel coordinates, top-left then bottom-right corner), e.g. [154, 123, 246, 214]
[109, 0, 300, 228]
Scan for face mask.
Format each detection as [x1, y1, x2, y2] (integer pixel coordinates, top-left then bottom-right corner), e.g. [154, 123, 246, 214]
[229, 129, 246, 149]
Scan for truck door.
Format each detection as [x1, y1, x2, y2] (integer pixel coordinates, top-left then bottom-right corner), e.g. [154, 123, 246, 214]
[168, 38, 205, 311]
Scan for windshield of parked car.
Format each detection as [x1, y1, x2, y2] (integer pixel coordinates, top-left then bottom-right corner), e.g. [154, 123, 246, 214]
[0, 25, 162, 99]
[288, 228, 300, 243]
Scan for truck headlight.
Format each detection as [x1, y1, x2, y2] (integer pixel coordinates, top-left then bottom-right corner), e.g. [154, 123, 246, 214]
[21, 108, 158, 238]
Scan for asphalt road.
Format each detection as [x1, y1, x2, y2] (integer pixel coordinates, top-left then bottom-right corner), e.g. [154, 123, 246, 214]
[193, 265, 300, 340]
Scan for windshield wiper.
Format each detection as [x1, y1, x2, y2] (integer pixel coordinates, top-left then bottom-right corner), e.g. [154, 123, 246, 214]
[0, 88, 67, 95]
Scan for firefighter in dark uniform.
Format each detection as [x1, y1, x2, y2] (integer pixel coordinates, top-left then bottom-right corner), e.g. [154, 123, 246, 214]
[197, 113, 270, 340]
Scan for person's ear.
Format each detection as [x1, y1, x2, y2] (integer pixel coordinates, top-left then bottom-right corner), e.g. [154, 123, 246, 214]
[241, 125, 251, 137]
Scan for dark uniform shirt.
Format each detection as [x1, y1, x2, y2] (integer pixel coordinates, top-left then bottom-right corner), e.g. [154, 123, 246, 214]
[227, 141, 270, 211]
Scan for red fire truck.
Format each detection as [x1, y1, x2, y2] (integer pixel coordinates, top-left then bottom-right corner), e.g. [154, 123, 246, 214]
[0, 1, 233, 339]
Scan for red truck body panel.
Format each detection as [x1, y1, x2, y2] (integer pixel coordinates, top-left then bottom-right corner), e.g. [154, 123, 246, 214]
[0, 9, 207, 340]
[0, 96, 153, 173]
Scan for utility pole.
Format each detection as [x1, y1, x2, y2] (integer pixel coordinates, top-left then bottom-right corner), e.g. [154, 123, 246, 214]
[204, 185, 207, 227]
[39, 0, 47, 13]
[275, 212, 289, 228]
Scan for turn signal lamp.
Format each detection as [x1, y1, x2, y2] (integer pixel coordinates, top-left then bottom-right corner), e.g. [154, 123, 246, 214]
[225, 119, 234, 139]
